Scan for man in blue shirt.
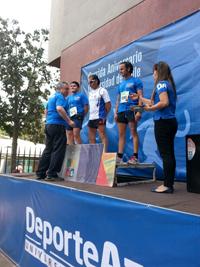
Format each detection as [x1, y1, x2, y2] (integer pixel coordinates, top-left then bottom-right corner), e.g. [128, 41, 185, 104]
[36, 82, 74, 181]
[65, 81, 89, 144]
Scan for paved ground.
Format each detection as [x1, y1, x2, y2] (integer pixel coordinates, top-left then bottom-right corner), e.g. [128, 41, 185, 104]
[0, 251, 16, 267]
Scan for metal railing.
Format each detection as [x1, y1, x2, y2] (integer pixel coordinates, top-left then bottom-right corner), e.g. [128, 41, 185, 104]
[0, 146, 43, 174]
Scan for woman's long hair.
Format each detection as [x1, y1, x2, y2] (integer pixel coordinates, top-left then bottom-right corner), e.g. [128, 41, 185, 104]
[151, 61, 177, 100]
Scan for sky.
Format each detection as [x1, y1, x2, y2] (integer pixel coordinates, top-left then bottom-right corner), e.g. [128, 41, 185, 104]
[0, 0, 51, 32]
[0, 0, 58, 95]
[0, 0, 57, 64]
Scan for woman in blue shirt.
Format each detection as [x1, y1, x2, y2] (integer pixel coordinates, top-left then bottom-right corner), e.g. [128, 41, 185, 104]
[141, 61, 178, 193]
[66, 81, 89, 144]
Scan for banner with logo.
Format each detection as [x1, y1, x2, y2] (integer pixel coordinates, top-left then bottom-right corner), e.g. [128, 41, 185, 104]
[80, 11, 200, 181]
[0, 176, 200, 267]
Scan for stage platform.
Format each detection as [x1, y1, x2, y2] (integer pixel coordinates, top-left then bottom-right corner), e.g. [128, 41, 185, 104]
[1, 173, 200, 267]
[13, 173, 200, 215]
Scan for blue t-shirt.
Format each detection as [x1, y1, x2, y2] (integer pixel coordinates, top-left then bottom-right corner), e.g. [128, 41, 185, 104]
[66, 92, 88, 117]
[117, 76, 143, 112]
[46, 92, 67, 126]
[153, 80, 176, 120]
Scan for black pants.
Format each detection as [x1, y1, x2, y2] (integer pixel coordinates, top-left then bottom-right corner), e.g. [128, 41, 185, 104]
[36, 124, 66, 177]
[154, 118, 178, 188]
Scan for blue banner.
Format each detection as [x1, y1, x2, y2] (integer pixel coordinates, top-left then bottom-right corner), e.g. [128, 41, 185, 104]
[0, 176, 200, 267]
[80, 11, 200, 181]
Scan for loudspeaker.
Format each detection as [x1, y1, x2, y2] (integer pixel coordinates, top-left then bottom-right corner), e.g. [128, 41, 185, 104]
[186, 135, 200, 193]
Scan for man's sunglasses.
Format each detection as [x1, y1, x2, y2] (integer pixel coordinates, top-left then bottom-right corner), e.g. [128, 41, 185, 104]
[88, 80, 96, 84]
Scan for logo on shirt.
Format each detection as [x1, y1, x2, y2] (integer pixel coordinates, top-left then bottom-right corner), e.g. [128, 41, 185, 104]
[126, 83, 134, 89]
[157, 83, 167, 91]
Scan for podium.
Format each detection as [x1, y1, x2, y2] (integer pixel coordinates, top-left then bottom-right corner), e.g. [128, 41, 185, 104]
[59, 144, 156, 187]
[116, 162, 156, 186]
[59, 144, 103, 184]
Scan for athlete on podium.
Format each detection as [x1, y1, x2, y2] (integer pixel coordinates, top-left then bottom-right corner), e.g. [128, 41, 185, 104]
[87, 74, 111, 152]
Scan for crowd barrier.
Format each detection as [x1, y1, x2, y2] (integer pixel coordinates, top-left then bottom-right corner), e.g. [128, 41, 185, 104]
[0, 175, 200, 267]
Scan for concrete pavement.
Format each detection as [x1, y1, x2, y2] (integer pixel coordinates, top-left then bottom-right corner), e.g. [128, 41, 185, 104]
[0, 252, 16, 267]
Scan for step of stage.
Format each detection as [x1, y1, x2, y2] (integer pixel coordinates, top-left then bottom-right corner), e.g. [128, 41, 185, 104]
[115, 162, 156, 186]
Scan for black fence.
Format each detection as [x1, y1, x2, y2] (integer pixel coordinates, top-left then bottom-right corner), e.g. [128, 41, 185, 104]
[0, 146, 43, 174]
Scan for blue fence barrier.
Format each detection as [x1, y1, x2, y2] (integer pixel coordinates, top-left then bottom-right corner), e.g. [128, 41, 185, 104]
[0, 176, 200, 267]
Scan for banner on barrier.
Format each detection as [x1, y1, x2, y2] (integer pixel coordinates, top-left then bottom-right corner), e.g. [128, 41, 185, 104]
[80, 11, 200, 181]
[0, 176, 200, 267]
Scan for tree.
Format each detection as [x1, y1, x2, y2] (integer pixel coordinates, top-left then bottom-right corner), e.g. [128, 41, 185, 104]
[0, 17, 56, 172]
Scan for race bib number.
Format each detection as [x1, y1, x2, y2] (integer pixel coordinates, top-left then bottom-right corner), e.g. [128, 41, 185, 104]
[120, 91, 129, 103]
[69, 107, 77, 117]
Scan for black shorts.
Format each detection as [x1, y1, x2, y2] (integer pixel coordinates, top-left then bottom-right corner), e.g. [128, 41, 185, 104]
[66, 114, 84, 130]
[88, 119, 106, 129]
[117, 111, 135, 124]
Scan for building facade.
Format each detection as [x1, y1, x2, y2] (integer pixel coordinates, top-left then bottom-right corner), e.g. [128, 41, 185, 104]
[48, 0, 200, 81]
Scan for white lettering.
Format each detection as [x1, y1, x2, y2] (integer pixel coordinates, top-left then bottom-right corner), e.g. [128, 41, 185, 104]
[101, 241, 120, 267]
[101, 75, 115, 88]
[157, 83, 166, 90]
[73, 231, 83, 265]
[83, 241, 99, 267]
[64, 230, 72, 256]
[26, 207, 35, 233]
[25, 207, 143, 267]
[132, 67, 141, 78]
[35, 217, 43, 239]
[107, 62, 119, 75]
[89, 67, 106, 79]
[124, 258, 143, 267]
[25, 239, 65, 267]
[53, 226, 64, 252]
[43, 221, 53, 250]
[116, 73, 123, 85]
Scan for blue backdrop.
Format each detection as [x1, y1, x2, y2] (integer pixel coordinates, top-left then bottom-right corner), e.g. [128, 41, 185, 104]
[0, 176, 200, 267]
[80, 11, 200, 181]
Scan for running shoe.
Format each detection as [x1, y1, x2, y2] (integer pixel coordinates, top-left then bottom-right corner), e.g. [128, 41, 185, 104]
[116, 156, 127, 165]
[128, 155, 138, 164]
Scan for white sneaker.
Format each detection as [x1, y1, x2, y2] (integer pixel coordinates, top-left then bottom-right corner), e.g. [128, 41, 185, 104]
[116, 156, 127, 165]
[128, 155, 138, 164]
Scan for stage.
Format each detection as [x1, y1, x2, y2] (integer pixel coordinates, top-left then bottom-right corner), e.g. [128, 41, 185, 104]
[1, 174, 200, 267]
[12, 173, 200, 215]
